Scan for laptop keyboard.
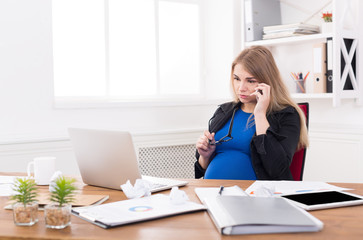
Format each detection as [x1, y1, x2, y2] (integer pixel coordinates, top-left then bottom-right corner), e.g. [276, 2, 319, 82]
[141, 175, 187, 192]
[149, 182, 167, 190]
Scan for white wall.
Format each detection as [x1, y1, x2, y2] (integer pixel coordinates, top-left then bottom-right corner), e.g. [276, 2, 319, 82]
[0, 0, 236, 142]
[1, 0, 363, 183]
[0, 0, 235, 170]
[303, 99, 363, 182]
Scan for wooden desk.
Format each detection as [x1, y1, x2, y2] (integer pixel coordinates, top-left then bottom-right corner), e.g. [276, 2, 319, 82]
[1, 173, 363, 240]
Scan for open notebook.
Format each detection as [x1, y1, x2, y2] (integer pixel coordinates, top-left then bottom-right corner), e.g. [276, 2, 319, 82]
[68, 128, 188, 192]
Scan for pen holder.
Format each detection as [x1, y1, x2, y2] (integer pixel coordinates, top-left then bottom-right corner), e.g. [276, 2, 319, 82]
[295, 79, 305, 93]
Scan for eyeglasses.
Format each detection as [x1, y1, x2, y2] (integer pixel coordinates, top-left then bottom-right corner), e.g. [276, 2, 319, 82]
[208, 108, 237, 145]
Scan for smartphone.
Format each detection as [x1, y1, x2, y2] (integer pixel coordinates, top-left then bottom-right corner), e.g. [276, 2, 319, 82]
[254, 89, 262, 101]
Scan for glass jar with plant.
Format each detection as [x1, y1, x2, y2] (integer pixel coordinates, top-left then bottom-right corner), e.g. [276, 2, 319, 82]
[44, 176, 77, 229]
[11, 178, 38, 226]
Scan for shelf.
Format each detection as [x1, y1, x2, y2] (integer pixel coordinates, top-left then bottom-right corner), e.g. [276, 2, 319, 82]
[292, 93, 333, 99]
[244, 33, 333, 47]
[241, 0, 361, 107]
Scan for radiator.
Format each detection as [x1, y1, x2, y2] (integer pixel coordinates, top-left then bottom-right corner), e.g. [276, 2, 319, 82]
[138, 144, 196, 179]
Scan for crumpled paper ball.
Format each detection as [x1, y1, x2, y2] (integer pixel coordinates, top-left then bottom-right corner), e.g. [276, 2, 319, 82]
[169, 186, 189, 204]
[120, 179, 152, 199]
[48, 171, 63, 192]
[254, 183, 275, 197]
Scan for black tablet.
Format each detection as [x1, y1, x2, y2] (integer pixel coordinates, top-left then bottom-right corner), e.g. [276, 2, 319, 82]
[281, 191, 363, 210]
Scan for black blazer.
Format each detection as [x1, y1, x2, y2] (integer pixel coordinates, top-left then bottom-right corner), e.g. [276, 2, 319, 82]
[195, 101, 300, 180]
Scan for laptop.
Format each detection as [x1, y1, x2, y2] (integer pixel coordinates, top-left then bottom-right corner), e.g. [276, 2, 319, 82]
[68, 128, 188, 192]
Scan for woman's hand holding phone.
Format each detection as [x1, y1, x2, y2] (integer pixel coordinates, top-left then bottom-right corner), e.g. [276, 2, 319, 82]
[252, 83, 270, 115]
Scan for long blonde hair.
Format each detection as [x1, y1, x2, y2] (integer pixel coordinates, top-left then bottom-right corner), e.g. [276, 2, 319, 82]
[230, 46, 309, 150]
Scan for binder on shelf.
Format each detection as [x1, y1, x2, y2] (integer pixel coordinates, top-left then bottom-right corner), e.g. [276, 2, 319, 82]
[203, 196, 323, 235]
[313, 42, 327, 93]
[326, 37, 333, 93]
[244, 0, 281, 42]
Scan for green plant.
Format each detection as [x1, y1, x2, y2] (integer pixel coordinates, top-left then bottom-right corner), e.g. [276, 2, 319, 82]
[322, 12, 332, 22]
[49, 176, 77, 207]
[11, 178, 38, 207]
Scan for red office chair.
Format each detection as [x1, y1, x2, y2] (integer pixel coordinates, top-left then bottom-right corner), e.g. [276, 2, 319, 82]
[289, 102, 309, 181]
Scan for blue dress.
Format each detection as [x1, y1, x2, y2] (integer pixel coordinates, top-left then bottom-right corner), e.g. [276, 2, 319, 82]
[204, 109, 257, 180]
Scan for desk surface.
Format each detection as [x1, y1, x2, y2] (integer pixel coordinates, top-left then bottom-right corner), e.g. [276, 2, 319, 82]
[1, 173, 363, 240]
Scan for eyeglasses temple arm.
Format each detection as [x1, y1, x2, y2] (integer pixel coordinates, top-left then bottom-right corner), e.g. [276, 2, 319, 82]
[227, 108, 237, 137]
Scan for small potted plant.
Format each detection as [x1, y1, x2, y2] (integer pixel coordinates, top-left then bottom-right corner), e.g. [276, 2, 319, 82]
[321, 11, 333, 33]
[44, 176, 77, 229]
[322, 12, 332, 22]
[11, 178, 38, 226]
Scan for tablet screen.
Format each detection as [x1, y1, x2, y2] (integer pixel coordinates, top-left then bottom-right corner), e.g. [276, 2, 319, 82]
[281, 191, 362, 206]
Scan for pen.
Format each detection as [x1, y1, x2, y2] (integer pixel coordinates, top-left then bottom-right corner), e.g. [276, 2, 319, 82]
[303, 71, 310, 81]
[218, 186, 224, 195]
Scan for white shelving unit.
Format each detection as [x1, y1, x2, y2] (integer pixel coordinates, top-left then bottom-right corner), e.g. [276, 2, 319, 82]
[242, 0, 362, 106]
[245, 33, 333, 47]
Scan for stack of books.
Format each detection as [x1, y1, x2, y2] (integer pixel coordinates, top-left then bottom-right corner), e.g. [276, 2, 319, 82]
[263, 23, 319, 40]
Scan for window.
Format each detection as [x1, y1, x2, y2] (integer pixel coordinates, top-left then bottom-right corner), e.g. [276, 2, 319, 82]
[52, 0, 202, 104]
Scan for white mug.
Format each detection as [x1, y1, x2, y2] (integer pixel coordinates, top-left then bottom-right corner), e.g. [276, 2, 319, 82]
[27, 157, 56, 185]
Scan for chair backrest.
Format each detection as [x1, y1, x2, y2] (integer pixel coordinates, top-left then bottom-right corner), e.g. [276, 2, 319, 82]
[289, 102, 309, 181]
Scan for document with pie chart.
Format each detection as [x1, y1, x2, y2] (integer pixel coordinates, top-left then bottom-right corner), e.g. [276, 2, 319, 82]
[72, 194, 206, 229]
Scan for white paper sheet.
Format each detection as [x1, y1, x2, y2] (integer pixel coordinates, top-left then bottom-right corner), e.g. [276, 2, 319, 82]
[73, 194, 206, 227]
[0, 176, 17, 184]
[0, 184, 15, 196]
[194, 185, 248, 203]
[0, 176, 17, 196]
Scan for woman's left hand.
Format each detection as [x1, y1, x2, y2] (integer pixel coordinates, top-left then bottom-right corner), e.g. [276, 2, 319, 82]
[252, 83, 270, 116]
